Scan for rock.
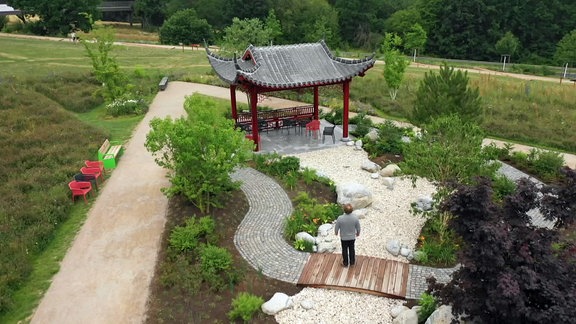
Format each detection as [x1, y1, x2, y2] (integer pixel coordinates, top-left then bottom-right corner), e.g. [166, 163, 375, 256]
[380, 164, 401, 177]
[414, 195, 434, 211]
[390, 305, 409, 318]
[400, 246, 412, 257]
[386, 240, 401, 256]
[366, 129, 379, 141]
[352, 208, 368, 219]
[392, 308, 418, 324]
[361, 160, 381, 173]
[316, 240, 337, 253]
[336, 183, 373, 209]
[425, 305, 459, 324]
[318, 223, 333, 236]
[382, 177, 396, 190]
[401, 136, 412, 143]
[300, 299, 314, 310]
[371, 173, 380, 179]
[262, 292, 294, 315]
[295, 232, 316, 244]
[354, 140, 363, 150]
[346, 141, 355, 146]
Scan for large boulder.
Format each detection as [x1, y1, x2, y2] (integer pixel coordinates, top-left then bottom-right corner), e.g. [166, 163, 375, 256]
[295, 232, 316, 244]
[361, 160, 381, 173]
[262, 292, 293, 315]
[380, 164, 401, 177]
[386, 239, 401, 256]
[393, 308, 418, 324]
[336, 183, 373, 209]
[425, 305, 461, 324]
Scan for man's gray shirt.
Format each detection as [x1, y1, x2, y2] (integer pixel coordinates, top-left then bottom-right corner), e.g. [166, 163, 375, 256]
[334, 214, 360, 241]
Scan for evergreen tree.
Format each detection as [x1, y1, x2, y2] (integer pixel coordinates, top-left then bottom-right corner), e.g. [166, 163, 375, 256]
[411, 63, 482, 126]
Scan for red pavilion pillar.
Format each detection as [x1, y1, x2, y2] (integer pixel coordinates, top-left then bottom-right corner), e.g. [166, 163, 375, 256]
[230, 85, 238, 120]
[249, 89, 260, 151]
[342, 80, 350, 141]
[313, 86, 319, 120]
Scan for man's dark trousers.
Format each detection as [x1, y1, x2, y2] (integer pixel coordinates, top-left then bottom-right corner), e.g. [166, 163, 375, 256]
[341, 239, 356, 266]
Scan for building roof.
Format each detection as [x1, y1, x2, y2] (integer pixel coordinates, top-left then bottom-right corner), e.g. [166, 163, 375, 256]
[0, 4, 21, 15]
[206, 40, 375, 90]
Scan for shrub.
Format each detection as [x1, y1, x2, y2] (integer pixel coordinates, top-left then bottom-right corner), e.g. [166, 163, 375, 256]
[199, 244, 233, 291]
[418, 292, 437, 323]
[363, 120, 407, 156]
[429, 177, 576, 323]
[228, 292, 264, 323]
[286, 192, 340, 242]
[253, 153, 300, 178]
[349, 112, 374, 138]
[294, 239, 314, 252]
[491, 173, 517, 200]
[168, 216, 215, 251]
[159, 9, 213, 45]
[105, 95, 148, 116]
[401, 115, 498, 186]
[527, 149, 564, 182]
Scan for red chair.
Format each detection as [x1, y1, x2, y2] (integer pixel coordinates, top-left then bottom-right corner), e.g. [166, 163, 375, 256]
[306, 119, 321, 139]
[85, 160, 105, 176]
[80, 167, 103, 185]
[68, 181, 92, 204]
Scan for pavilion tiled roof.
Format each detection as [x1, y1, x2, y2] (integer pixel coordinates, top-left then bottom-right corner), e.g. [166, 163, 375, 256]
[206, 40, 375, 89]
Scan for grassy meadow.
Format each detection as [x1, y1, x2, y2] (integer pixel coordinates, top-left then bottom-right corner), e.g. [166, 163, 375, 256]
[0, 29, 575, 321]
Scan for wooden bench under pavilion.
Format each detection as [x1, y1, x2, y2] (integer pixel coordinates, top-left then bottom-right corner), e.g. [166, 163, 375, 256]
[206, 40, 375, 151]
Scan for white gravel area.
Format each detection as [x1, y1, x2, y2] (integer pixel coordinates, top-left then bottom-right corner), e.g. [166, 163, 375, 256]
[275, 145, 436, 324]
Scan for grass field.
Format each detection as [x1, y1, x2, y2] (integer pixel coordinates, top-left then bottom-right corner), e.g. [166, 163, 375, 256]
[0, 29, 575, 322]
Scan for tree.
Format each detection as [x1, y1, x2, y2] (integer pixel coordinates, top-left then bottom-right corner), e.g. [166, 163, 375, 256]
[145, 95, 254, 213]
[159, 9, 213, 45]
[272, 0, 340, 47]
[133, 0, 165, 31]
[221, 17, 271, 55]
[404, 23, 427, 61]
[7, 0, 100, 35]
[554, 29, 576, 68]
[429, 173, 576, 323]
[82, 26, 129, 102]
[411, 63, 483, 126]
[400, 115, 498, 186]
[381, 33, 409, 101]
[495, 31, 520, 70]
[265, 10, 282, 45]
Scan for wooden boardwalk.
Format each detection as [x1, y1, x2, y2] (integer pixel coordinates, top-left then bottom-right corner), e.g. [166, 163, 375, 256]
[297, 253, 409, 299]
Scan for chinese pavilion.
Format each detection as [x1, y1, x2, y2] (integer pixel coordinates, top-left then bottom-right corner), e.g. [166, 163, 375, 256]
[206, 40, 375, 151]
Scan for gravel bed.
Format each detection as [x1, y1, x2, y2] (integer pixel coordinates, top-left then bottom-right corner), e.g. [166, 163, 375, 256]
[275, 145, 436, 324]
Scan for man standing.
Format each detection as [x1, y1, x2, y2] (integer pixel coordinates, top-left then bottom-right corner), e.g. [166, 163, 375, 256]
[334, 204, 361, 267]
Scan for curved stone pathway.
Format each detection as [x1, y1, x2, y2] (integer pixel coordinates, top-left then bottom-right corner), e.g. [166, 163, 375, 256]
[232, 168, 309, 283]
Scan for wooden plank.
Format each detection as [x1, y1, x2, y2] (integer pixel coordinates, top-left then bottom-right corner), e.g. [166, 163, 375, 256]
[297, 254, 317, 284]
[374, 259, 387, 292]
[319, 254, 338, 284]
[308, 254, 327, 285]
[359, 257, 375, 290]
[394, 262, 408, 296]
[399, 263, 409, 298]
[349, 256, 365, 288]
[368, 259, 383, 292]
[382, 260, 395, 295]
[391, 262, 404, 295]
